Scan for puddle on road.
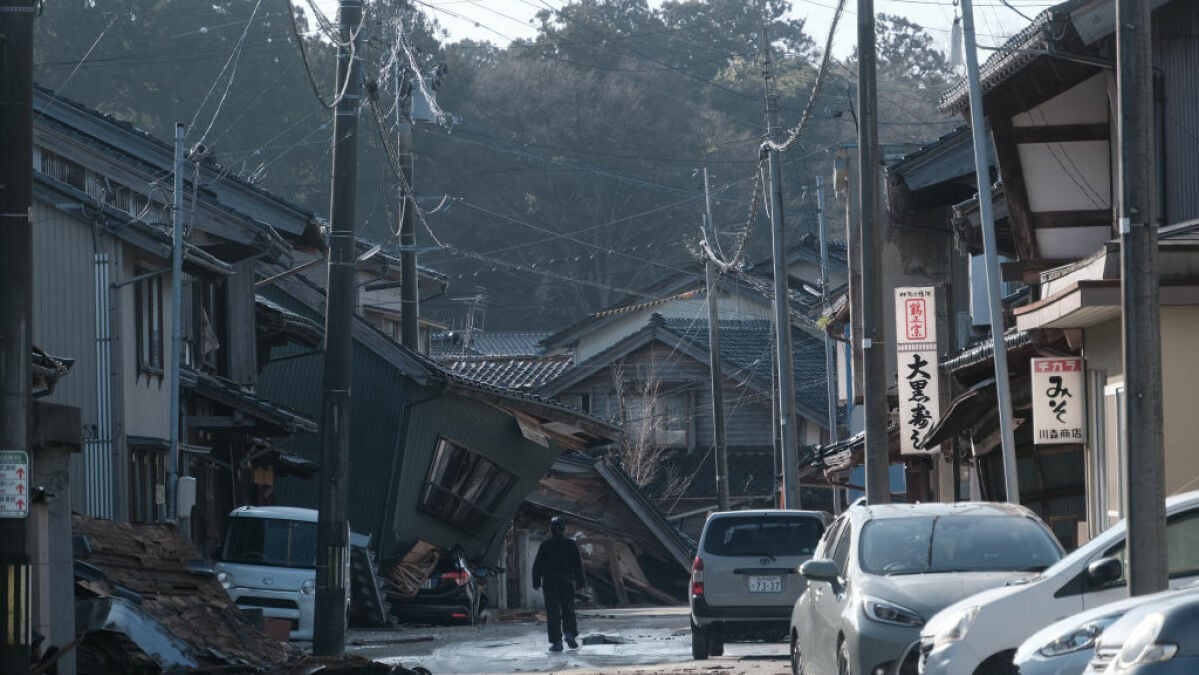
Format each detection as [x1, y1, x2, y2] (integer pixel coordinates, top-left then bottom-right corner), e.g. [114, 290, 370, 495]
[377, 627, 692, 674]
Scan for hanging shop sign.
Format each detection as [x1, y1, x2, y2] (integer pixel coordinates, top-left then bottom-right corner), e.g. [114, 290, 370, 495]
[1031, 357, 1086, 444]
[895, 287, 941, 455]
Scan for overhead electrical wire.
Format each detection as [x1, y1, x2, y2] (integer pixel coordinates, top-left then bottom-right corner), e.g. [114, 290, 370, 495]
[187, 0, 265, 149]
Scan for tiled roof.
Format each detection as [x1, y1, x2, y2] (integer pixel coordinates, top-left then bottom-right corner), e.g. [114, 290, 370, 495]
[437, 354, 574, 391]
[939, 0, 1089, 112]
[429, 331, 551, 358]
[658, 316, 832, 414]
[73, 514, 297, 670]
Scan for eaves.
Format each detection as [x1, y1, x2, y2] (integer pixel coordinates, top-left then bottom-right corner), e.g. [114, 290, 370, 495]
[35, 175, 233, 277]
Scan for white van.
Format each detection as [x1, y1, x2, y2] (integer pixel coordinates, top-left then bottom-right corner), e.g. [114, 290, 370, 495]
[213, 506, 349, 640]
[919, 490, 1199, 675]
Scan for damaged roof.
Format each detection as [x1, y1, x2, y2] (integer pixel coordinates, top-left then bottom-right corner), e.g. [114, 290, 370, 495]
[73, 514, 297, 671]
[180, 365, 318, 436]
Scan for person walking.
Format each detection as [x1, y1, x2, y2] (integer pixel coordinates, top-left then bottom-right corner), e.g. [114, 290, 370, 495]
[531, 515, 586, 652]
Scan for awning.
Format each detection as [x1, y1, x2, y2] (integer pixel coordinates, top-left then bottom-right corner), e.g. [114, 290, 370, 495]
[919, 373, 1032, 453]
[180, 366, 318, 435]
[1016, 279, 1199, 330]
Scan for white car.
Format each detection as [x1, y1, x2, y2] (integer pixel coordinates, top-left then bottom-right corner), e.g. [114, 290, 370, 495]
[214, 506, 350, 640]
[919, 490, 1199, 675]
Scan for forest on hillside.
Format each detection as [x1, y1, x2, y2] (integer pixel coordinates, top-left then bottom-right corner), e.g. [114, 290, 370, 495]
[34, 0, 960, 330]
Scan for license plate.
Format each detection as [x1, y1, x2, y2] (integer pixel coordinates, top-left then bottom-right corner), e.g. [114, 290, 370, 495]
[748, 575, 782, 593]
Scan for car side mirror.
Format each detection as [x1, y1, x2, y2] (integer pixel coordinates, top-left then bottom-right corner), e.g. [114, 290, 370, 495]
[1087, 557, 1124, 586]
[800, 559, 841, 587]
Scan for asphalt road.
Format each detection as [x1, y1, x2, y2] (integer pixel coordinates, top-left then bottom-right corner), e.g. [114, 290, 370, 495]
[345, 606, 791, 675]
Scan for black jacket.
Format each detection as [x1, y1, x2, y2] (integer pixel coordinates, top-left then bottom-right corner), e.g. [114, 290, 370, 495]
[532, 534, 585, 588]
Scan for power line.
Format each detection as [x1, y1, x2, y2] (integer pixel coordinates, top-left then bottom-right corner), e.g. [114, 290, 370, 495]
[187, 0, 265, 147]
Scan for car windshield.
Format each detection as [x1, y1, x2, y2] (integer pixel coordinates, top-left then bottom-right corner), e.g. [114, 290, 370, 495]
[859, 515, 1062, 575]
[220, 517, 318, 568]
[703, 515, 825, 557]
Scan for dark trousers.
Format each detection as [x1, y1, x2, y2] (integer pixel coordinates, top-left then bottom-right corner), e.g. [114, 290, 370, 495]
[542, 577, 578, 644]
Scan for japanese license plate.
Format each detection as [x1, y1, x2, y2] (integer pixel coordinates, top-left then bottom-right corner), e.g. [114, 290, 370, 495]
[748, 575, 782, 593]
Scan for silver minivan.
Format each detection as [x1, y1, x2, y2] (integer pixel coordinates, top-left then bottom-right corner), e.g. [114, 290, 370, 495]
[689, 509, 831, 659]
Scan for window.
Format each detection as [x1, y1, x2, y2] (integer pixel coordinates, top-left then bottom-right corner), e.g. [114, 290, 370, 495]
[628, 392, 690, 448]
[40, 149, 86, 191]
[560, 392, 591, 413]
[831, 522, 853, 573]
[702, 515, 825, 557]
[859, 516, 1061, 575]
[128, 444, 166, 522]
[1101, 511, 1199, 583]
[135, 266, 164, 376]
[419, 438, 516, 534]
[220, 517, 318, 568]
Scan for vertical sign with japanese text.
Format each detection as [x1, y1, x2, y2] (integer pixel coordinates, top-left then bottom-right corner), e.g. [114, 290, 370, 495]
[1031, 357, 1086, 444]
[0, 450, 30, 518]
[895, 287, 941, 454]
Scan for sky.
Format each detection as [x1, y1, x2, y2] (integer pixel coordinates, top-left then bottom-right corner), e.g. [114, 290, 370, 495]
[317, 0, 1057, 57]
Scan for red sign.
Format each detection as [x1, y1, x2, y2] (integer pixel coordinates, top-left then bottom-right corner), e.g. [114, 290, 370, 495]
[904, 298, 928, 341]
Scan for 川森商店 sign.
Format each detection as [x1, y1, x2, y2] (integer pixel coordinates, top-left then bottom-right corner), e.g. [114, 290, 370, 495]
[895, 287, 940, 455]
[1031, 357, 1086, 445]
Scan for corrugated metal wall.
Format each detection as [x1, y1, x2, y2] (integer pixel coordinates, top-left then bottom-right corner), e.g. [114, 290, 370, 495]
[1155, 1, 1199, 224]
[31, 202, 115, 517]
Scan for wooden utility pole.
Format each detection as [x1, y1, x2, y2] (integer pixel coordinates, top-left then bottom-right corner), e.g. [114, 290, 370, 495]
[0, 1, 35, 671]
[961, 0, 1020, 503]
[760, 26, 801, 509]
[857, 0, 889, 505]
[315, 0, 363, 656]
[1117, 0, 1166, 596]
[703, 169, 730, 511]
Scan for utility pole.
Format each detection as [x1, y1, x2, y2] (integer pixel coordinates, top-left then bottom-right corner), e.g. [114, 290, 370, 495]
[857, 0, 889, 505]
[816, 176, 838, 446]
[1117, 0, 1166, 596]
[703, 169, 730, 511]
[760, 26, 801, 510]
[0, 1, 35, 671]
[960, 0, 1020, 503]
[315, 0, 363, 656]
[167, 123, 185, 521]
[396, 51, 419, 350]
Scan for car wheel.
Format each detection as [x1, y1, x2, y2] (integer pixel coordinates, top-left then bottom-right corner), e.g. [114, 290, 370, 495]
[975, 650, 1019, 675]
[709, 632, 724, 656]
[691, 622, 710, 660]
[790, 632, 805, 675]
[837, 639, 851, 675]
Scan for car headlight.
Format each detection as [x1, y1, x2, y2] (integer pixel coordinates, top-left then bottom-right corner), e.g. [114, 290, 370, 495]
[216, 571, 231, 589]
[864, 596, 925, 627]
[933, 605, 980, 646]
[301, 578, 316, 596]
[1036, 617, 1119, 658]
[1114, 614, 1178, 670]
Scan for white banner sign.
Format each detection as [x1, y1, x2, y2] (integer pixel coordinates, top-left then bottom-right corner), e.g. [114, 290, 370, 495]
[895, 287, 940, 454]
[1031, 357, 1086, 444]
